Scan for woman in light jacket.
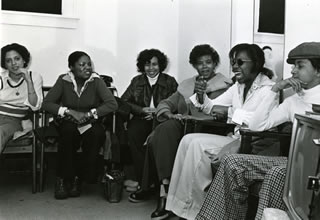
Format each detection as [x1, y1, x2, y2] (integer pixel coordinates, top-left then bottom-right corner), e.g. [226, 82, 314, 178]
[166, 43, 276, 220]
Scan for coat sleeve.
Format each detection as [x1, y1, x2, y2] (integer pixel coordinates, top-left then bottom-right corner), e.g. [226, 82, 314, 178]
[202, 84, 236, 114]
[41, 76, 64, 115]
[121, 78, 145, 116]
[156, 91, 181, 122]
[95, 79, 118, 117]
[168, 76, 178, 96]
[248, 89, 291, 131]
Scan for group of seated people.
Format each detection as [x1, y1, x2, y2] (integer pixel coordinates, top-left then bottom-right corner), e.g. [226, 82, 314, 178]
[1, 41, 320, 220]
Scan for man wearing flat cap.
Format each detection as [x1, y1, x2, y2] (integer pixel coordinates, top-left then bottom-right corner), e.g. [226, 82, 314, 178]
[196, 42, 320, 220]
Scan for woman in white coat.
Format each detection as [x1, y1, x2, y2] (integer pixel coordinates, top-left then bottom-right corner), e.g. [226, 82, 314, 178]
[166, 43, 277, 220]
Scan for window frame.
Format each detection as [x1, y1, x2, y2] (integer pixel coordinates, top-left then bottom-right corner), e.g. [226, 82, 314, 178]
[1, 0, 79, 29]
[253, 0, 284, 44]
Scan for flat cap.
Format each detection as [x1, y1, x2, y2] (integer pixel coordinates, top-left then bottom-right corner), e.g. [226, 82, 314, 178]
[287, 42, 320, 64]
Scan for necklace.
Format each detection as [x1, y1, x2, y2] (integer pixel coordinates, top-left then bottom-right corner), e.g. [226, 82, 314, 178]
[7, 78, 25, 96]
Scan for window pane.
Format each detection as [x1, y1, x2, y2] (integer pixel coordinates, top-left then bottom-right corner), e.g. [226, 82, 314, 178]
[2, 0, 62, 15]
[258, 0, 285, 34]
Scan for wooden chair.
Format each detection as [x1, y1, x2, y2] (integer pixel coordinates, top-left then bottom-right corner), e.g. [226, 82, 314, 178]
[0, 111, 40, 193]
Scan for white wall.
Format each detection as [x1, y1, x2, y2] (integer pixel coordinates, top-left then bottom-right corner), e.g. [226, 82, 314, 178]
[115, 0, 179, 94]
[231, 0, 254, 46]
[283, 0, 320, 79]
[177, 0, 232, 79]
[1, 0, 119, 88]
[3, 0, 318, 94]
[1, 0, 241, 95]
[1, 0, 180, 95]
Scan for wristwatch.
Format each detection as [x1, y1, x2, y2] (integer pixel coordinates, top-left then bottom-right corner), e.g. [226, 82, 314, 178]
[91, 109, 98, 119]
[64, 108, 70, 115]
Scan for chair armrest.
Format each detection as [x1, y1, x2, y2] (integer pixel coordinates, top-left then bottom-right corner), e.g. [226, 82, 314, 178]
[239, 128, 292, 154]
[239, 129, 291, 138]
[184, 118, 235, 135]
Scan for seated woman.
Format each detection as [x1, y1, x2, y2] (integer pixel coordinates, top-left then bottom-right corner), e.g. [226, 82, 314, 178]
[0, 43, 43, 153]
[196, 42, 320, 220]
[130, 44, 233, 219]
[166, 43, 277, 220]
[42, 51, 118, 200]
[121, 49, 178, 191]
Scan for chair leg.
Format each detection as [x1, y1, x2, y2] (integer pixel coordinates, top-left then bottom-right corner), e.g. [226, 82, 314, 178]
[239, 135, 253, 154]
[32, 135, 37, 193]
[39, 142, 45, 192]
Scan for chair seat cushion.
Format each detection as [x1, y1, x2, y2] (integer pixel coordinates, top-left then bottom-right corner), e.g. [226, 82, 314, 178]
[6, 136, 33, 147]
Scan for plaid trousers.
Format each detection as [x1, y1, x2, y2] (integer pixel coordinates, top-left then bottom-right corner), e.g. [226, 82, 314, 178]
[196, 154, 288, 220]
[255, 164, 287, 219]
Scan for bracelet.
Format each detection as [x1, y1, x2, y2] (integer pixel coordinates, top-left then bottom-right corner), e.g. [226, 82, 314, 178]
[28, 91, 36, 94]
[91, 109, 98, 119]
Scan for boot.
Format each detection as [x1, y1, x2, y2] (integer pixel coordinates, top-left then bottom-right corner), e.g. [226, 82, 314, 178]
[69, 176, 81, 197]
[54, 177, 69, 200]
[151, 197, 170, 220]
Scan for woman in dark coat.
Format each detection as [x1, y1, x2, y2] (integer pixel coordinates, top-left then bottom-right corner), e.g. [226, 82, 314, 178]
[121, 49, 178, 191]
[42, 51, 118, 199]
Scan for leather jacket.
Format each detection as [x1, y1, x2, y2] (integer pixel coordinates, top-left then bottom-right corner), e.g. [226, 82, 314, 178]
[121, 73, 178, 116]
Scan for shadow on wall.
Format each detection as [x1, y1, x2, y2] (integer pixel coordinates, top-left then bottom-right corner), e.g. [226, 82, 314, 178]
[261, 44, 285, 82]
[35, 46, 117, 88]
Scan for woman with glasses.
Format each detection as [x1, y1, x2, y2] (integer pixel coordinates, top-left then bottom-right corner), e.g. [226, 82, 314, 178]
[42, 51, 118, 199]
[165, 43, 276, 220]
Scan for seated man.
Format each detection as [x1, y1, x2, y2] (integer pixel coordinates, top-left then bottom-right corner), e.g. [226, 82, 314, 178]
[196, 42, 320, 220]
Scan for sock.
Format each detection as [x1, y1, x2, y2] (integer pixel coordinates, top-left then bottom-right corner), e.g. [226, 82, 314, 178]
[160, 184, 167, 198]
[162, 179, 170, 185]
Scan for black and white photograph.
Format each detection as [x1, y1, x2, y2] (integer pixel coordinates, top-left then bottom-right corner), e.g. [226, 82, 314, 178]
[1, 0, 320, 219]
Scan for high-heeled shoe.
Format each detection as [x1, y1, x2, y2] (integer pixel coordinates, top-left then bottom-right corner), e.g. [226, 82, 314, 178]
[151, 197, 170, 220]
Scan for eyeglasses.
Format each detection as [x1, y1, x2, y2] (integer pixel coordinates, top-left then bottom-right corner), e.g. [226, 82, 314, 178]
[231, 59, 253, 66]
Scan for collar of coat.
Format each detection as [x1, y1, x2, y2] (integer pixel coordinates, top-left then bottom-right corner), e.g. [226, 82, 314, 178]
[62, 71, 100, 97]
[235, 72, 274, 93]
